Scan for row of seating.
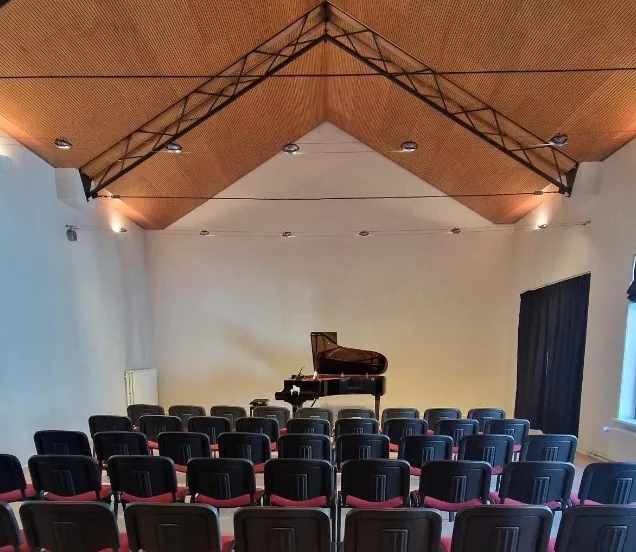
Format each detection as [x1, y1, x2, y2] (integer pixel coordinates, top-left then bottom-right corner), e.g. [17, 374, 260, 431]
[2, 500, 635, 552]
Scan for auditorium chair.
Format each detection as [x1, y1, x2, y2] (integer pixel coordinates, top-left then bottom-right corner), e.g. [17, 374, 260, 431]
[382, 418, 428, 452]
[233, 508, 331, 552]
[125, 503, 233, 552]
[34, 430, 92, 456]
[277, 434, 332, 461]
[423, 408, 461, 434]
[0, 454, 36, 503]
[235, 417, 279, 451]
[412, 460, 491, 521]
[187, 416, 231, 454]
[335, 434, 389, 469]
[334, 418, 379, 439]
[210, 405, 247, 429]
[217, 432, 271, 474]
[295, 407, 334, 427]
[168, 405, 206, 427]
[440, 505, 553, 552]
[93, 431, 150, 466]
[286, 417, 331, 436]
[107, 455, 187, 514]
[340, 459, 410, 509]
[484, 418, 530, 454]
[0, 502, 28, 552]
[253, 406, 290, 435]
[338, 408, 375, 420]
[138, 415, 182, 451]
[343, 508, 442, 552]
[491, 461, 575, 511]
[397, 435, 453, 476]
[88, 415, 133, 437]
[520, 434, 578, 462]
[458, 434, 514, 488]
[380, 407, 420, 426]
[467, 407, 506, 432]
[572, 462, 636, 505]
[127, 404, 165, 428]
[550, 505, 636, 552]
[157, 431, 211, 472]
[20, 502, 127, 552]
[187, 458, 263, 508]
[28, 455, 112, 502]
[434, 418, 479, 453]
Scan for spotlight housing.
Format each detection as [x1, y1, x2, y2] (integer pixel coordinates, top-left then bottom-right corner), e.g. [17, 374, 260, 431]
[281, 231, 294, 238]
[165, 142, 182, 154]
[401, 141, 418, 152]
[117, 227, 127, 233]
[199, 230, 211, 236]
[450, 227, 461, 234]
[54, 137, 72, 150]
[548, 134, 568, 147]
[537, 223, 548, 230]
[282, 143, 300, 155]
[358, 230, 370, 237]
[533, 190, 544, 196]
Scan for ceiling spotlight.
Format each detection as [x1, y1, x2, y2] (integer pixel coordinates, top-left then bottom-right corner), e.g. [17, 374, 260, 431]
[282, 143, 300, 155]
[450, 227, 461, 234]
[199, 230, 211, 236]
[548, 134, 568, 147]
[537, 223, 548, 230]
[533, 190, 544, 196]
[65, 224, 78, 242]
[358, 230, 370, 237]
[281, 231, 294, 238]
[54, 137, 72, 150]
[165, 142, 182, 154]
[117, 227, 127, 233]
[401, 141, 418, 152]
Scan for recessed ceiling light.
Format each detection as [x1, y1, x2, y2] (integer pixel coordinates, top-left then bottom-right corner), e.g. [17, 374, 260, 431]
[537, 223, 548, 230]
[199, 230, 211, 236]
[450, 227, 461, 234]
[54, 137, 72, 150]
[358, 230, 370, 237]
[281, 231, 294, 238]
[282, 143, 300, 155]
[401, 141, 418, 152]
[165, 142, 182, 154]
[548, 134, 568, 147]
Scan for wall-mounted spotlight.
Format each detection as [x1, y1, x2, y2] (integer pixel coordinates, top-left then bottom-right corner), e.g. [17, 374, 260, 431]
[199, 229, 211, 236]
[401, 141, 418, 152]
[281, 231, 294, 238]
[358, 230, 370, 237]
[548, 134, 568, 147]
[54, 137, 72, 150]
[165, 142, 182, 154]
[450, 227, 461, 234]
[116, 227, 127, 233]
[65, 224, 78, 241]
[282, 143, 300, 155]
[537, 223, 548, 230]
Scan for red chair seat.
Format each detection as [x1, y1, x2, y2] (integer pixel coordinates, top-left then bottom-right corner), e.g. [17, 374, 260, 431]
[344, 496, 404, 508]
[513, 444, 521, 452]
[452, 446, 459, 454]
[196, 493, 253, 507]
[0, 485, 36, 503]
[0, 529, 29, 552]
[121, 486, 188, 504]
[422, 495, 484, 511]
[211, 444, 219, 452]
[148, 441, 159, 450]
[253, 463, 265, 474]
[279, 428, 287, 435]
[270, 494, 328, 507]
[426, 429, 435, 435]
[489, 492, 560, 510]
[440, 536, 452, 552]
[409, 467, 421, 476]
[43, 485, 112, 502]
[389, 443, 399, 453]
[491, 465, 504, 475]
[270, 443, 277, 452]
[547, 538, 556, 552]
[222, 536, 234, 552]
[175, 464, 188, 473]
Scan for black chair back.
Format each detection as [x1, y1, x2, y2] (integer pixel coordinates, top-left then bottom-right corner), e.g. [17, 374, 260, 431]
[554, 505, 636, 552]
[187, 416, 231, 447]
[295, 407, 334, 427]
[93, 431, 149, 463]
[450, 505, 553, 552]
[88, 415, 133, 437]
[217, 432, 271, 467]
[458, 434, 514, 468]
[497, 461, 575, 507]
[336, 434, 389, 467]
[34, 430, 92, 456]
[168, 405, 206, 427]
[423, 408, 461, 428]
[485, 418, 530, 446]
[125, 503, 223, 552]
[127, 404, 165, 427]
[286, 418, 331, 436]
[382, 419, 428, 446]
[236, 417, 279, 444]
[138, 415, 183, 444]
[341, 459, 410, 507]
[417, 460, 491, 507]
[0, 454, 29, 498]
[0, 502, 22, 552]
[335, 418, 379, 439]
[20, 502, 122, 552]
[264, 459, 334, 506]
[233, 508, 331, 552]
[107, 455, 178, 499]
[343, 508, 442, 552]
[158, 432, 211, 469]
[467, 408, 506, 432]
[253, 406, 290, 429]
[28, 455, 103, 499]
[398, 435, 453, 475]
[277, 434, 332, 461]
[210, 405, 247, 429]
[435, 419, 479, 447]
[380, 408, 420, 426]
[577, 462, 636, 505]
[520, 434, 578, 462]
[338, 408, 375, 420]
[187, 458, 257, 507]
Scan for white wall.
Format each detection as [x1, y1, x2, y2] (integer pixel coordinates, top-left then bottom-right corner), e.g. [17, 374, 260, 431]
[147, 124, 515, 415]
[0, 134, 150, 463]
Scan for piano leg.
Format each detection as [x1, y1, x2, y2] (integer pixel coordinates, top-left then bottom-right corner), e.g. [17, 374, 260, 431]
[374, 395, 380, 420]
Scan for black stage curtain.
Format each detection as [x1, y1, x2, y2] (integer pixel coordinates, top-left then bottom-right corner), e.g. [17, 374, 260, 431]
[515, 273, 591, 435]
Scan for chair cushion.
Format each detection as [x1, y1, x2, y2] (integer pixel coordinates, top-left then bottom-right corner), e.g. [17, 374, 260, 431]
[422, 495, 484, 511]
[43, 485, 112, 502]
[409, 467, 421, 477]
[0, 485, 36, 503]
[211, 444, 219, 452]
[270, 443, 277, 452]
[175, 464, 188, 473]
[440, 537, 452, 552]
[345, 496, 404, 508]
[279, 428, 287, 435]
[121, 486, 187, 503]
[426, 429, 435, 435]
[569, 493, 610, 506]
[148, 441, 159, 449]
[491, 465, 504, 475]
[452, 446, 459, 454]
[513, 444, 521, 452]
[389, 443, 399, 453]
[196, 493, 253, 507]
[489, 492, 560, 510]
[253, 463, 265, 474]
[547, 538, 556, 552]
[221, 535, 235, 552]
[270, 494, 328, 507]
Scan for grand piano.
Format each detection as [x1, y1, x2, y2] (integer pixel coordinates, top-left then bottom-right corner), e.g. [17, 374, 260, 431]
[275, 332, 387, 418]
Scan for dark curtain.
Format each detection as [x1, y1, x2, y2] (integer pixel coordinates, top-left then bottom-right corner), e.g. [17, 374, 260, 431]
[514, 273, 591, 435]
[627, 261, 636, 302]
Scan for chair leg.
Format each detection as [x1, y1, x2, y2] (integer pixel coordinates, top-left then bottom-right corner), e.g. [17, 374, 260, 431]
[449, 511, 455, 522]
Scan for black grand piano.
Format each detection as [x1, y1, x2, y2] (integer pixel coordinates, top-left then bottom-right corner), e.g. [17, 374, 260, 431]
[275, 332, 387, 418]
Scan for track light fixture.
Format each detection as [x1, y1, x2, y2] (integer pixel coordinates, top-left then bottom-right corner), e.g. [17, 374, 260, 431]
[199, 230, 211, 236]
[281, 231, 294, 238]
[282, 143, 300, 155]
[537, 223, 548, 230]
[548, 134, 568, 147]
[450, 227, 461, 234]
[358, 230, 370, 237]
[401, 141, 418, 152]
[116, 227, 127, 233]
[165, 142, 182, 154]
[54, 137, 72, 150]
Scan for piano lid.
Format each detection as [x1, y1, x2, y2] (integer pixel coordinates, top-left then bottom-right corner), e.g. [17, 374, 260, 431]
[311, 332, 387, 376]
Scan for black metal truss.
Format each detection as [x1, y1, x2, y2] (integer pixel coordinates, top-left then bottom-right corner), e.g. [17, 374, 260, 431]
[81, 1, 578, 199]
